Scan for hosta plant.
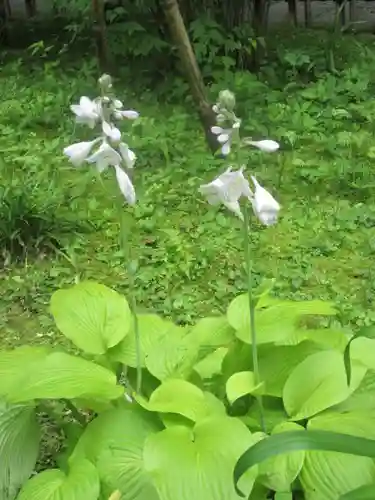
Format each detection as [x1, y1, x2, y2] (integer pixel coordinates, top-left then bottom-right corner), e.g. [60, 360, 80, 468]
[2, 79, 375, 500]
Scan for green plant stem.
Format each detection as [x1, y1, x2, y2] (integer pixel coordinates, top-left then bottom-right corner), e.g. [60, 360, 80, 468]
[128, 266, 142, 394]
[243, 202, 266, 433]
[97, 170, 142, 395]
[62, 399, 87, 427]
[118, 209, 142, 395]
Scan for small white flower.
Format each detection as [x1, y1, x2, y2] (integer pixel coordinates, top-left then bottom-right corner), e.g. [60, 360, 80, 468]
[211, 121, 240, 156]
[86, 141, 122, 172]
[63, 139, 99, 167]
[119, 143, 136, 169]
[102, 121, 122, 142]
[70, 96, 100, 129]
[114, 110, 139, 120]
[113, 99, 123, 109]
[114, 165, 136, 205]
[250, 176, 280, 226]
[245, 139, 280, 153]
[199, 167, 252, 220]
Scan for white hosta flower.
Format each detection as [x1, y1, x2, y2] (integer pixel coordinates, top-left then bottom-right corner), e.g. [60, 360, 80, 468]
[102, 121, 122, 142]
[245, 139, 280, 153]
[199, 167, 252, 220]
[86, 141, 122, 172]
[119, 143, 136, 169]
[250, 176, 280, 226]
[63, 139, 99, 167]
[114, 109, 139, 120]
[114, 165, 136, 205]
[70, 96, 100, 129]
[211, 121, 240, 156]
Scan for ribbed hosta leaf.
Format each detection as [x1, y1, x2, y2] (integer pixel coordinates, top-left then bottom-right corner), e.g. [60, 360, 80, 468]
[0, 401, 40, 499]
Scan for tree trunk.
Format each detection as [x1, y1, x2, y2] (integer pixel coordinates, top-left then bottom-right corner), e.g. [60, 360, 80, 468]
[92, 0, 111, 72]
[349, 0, 356, 22]
[287, 0, 298, 25]
[25, 0, 36, 17]
[161, 0, 217, 153]
[304, 0, 312, 26]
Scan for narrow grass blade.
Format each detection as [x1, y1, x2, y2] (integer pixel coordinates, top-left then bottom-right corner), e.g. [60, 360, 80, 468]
[234, 430, 375, 497]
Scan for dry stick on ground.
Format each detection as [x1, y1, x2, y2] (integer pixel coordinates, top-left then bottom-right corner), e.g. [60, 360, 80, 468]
[161, 0, 218, 154]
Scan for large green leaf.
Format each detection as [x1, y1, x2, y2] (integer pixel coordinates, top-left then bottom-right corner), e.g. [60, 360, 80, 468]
[188, 316, 235, 355]
[72, 406, 161, 500]
[301, 411, 375, 500]
[17, 458, 100, 500]
[258, 422, 305, 492]
[50, 281, 131, 355]
[0, 346, 50, 398]
[283, 350, 366, 420]
[226, 371, 263, 404]
[194, 347, 228, 379]
[144, 416, 258, 500]
[234, 430, 375, 497]
[338, 371, 375, 412]
[343, 326, 375, 385]
[6, 352, 122, 403]
[137, 379, 225, 422]
[350, 337, 375, 371]
[340, 484, 375, 499]
[108, 314, 169, 367]
[0, 402, 40, 499]
[258, 342, 321, 397]
[227, 294, 336, 345]
[144, 325, 198, 381]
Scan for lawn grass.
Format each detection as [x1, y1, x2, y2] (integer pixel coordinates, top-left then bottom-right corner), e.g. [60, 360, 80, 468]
[1, 31, 375, 351]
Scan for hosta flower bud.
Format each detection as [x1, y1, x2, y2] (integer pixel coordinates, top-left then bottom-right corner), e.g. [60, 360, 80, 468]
[244, 139, 280, 153]
[98, 73, 113, 93]
[218, 90, 236, 111]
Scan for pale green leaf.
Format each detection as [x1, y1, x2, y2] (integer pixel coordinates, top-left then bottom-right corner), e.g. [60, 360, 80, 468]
[145, 325, 197, 381]
[188, 316, 235, 354]
[340, 484, 375, 500]
[283, 350, 366, 420]
[258, 342, 321, 397]
[137, 379, 225, 422]
[144, 416, 258, 500]
[226, 371, 264, 404]
[338, 371, 375, 412]
[299, 328, 349, 351]
[72, 407, 160, 500]
[108, 314, 168, 368]
[258, 422, 305, 492]
[50, 281, 131, 355]
[350, 337, 375, 370]
[0, 346, 50, 398]
[17, 459, 100, 500]
[194, 347, 228, 379]
[7, 352, 122, 403]
[227, 294, 336, 345]
[0, 402, 40, 499]
[300, 411, 375, 500]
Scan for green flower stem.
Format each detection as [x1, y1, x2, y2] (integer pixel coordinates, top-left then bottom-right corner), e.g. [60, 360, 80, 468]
[62, 398, 87, 427]
[118, 209, 142, 395]
[243, 202, 266, 433]
[97, 170, 142, 395]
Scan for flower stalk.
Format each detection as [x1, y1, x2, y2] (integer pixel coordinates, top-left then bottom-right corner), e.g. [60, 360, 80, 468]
[243, 203, 265, 433]
[64, 74, 143, 397]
